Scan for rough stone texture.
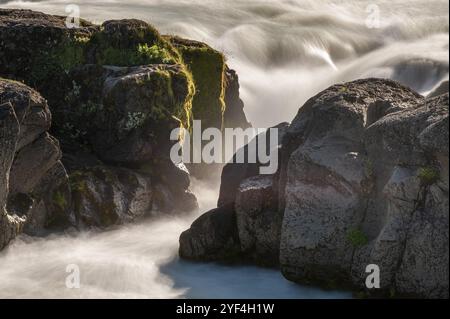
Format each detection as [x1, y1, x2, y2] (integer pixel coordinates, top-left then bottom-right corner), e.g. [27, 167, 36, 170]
[65, 64, 190, 165]
[9, 134, 61, 194]
[0, 101, 25, 249]
[280, 81, 448, 298]
[0, 79, 72, 241]
[218, 122, 289, 207]
[235, 175, 281, 266]
[428, 80, 449, 99]
[0, 78, 51, 150]
[179, 204, 241, 262]
[224, 68, 251, 129]
[70, 166, 154, 228]
[180, 79, 449, 298]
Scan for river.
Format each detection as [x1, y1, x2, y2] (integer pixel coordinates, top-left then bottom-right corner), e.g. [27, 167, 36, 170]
[0, 0, 448, 298]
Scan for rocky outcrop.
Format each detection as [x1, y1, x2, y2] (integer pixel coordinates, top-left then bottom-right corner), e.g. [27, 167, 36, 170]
[224, 68, 251, 129]
[0, 100, 24, 249]
[1, 10, 253, 250]
[179, 204, 241, 262]
[69, 166, 153, 227]
[235, 175, 281, 266]
[179, 79, 449, 298]
[181, 123, 288, 265]
[428, 80, 449, 99]
[0, 79, 72, 239]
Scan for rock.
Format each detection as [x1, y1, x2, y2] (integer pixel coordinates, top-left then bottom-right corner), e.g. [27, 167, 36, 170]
[85, 19, 178, 66]
[218, 122, 289, 207]
[0, 101, 25, 249]
[0, 78, 51, 150]
[428, 80, 449, 99]
[9, 134, 61, 194]
[0, 79, 72, 243]
[72, 64, 192, 165]
[20, 161, 73, 235]
[152, 162, 199, 213]
[279, 81, 448, 297]
[180, 78, 448, 298]
[235, 175, 281, 266]
[224, 68, 251, 129]
[169, 37, 225, 129]
[70, 166, 153, 228]
[179, 204, 241, 262]
[0, 9, 96, 106]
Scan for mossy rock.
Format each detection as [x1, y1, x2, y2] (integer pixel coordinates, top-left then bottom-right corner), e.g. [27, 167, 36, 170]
[169, 36, 226, 129]
[85, 19, 181, 66]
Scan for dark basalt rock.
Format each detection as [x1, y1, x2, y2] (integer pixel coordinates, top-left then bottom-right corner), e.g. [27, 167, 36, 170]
[179, 204, 241, 262]
[180, 79, 449, 298]
[0, 79, 72, 239]
[218, 122, 289, 207]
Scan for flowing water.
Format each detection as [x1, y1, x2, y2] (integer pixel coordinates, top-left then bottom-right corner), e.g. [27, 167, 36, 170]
[0, 0, 448, 298]
[0, 180, 350, 298]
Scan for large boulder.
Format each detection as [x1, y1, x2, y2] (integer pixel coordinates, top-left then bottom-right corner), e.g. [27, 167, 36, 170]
[65, 63, 192, 165]
[0, 80, 70, 242]
[179, 78, 449, 298]
[69, 166, 153, 228]
[280, 79, 424, 287]
[0, 101, 24, 249]
[218, 122, 289, 207]
[179, 204, 241, 262]
[224, 68, 251, 129]
[0, 79, 73, 237]
[428, 80, 449, 99]
[279, 81, 448, 298]
[235, 175, 281, 266]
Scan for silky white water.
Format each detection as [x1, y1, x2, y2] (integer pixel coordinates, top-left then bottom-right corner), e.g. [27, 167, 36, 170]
[0, 180, 350, 298]
[2, 0, 449, 127]
[0, 0, 448, 298]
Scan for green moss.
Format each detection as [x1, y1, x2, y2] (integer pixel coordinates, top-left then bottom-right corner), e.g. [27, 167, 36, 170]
[86, 24, 180, 66]
[418, 167, 440, 186]
[347, 229, 369, 248]
[30, 35, 88, 87]
[171, 38, 226, 129]
[364, 158, 374, 177]
[52, 191, 68, 210]
[69, 171, 88, 193]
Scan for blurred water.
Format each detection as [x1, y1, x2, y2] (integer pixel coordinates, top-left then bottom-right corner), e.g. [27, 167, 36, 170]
[1, 0, 449, 127]
[0, 179, 351, 299]
[0, 0, 447, 299]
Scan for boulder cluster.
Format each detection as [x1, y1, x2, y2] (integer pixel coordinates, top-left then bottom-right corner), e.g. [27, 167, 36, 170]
[180, 79, 449, 298]
[0, 9, 249, 245]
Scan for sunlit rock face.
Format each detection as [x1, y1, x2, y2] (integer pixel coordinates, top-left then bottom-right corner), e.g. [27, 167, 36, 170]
[180, 79, 449, 298]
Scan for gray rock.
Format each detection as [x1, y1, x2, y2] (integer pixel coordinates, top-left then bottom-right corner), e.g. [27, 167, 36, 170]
[0, 101, 25, 249]
[0, 79, 51, 150]
[223, 68, 251, 129]
[179, 204, 241, 262]
[179, 79, 448, 298]
[235, 175, 281, 266]
[9, 133, 61, 194]
[1, 79, 71, 247]
[70, 166, 154, 228]
[218, 122, 289, 207]
[428, 80, 449, 99]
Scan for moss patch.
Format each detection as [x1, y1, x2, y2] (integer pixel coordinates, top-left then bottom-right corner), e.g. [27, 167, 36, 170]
[347, 228, 369, 248]
[170, 37, 226, 129]
[52, 191, 68, 210]
[86, 20, 180, 66]
[418, 166, 440, 186]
